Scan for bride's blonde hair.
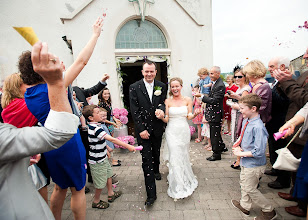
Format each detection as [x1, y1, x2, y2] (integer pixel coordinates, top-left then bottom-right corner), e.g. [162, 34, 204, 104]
[169, 77, 183, 96]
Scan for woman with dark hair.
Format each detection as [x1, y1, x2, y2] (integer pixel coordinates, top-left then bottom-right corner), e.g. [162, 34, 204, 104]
[98, 87, 121, 136]
[19, 17, 104, 220]
[98, 87, 122, 166]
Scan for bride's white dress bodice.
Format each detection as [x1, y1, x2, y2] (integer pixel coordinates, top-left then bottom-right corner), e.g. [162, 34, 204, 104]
[164, 106, 198, 199]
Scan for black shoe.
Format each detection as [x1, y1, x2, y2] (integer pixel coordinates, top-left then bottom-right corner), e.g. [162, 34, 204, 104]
[145, 196, 157, 206]
[154, 173, 162, 180]
[112, 162, 121, 167]
[268, 181, 290, 189]
[206, 155, 221, 161]
[230, 164, 241, 170]
[85, 186, 90, 194]
[264, 169, 278, 176]
[222, 147, 228, 152]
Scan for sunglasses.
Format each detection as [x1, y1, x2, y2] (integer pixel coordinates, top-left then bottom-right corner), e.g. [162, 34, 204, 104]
[234, 75, 244, 79]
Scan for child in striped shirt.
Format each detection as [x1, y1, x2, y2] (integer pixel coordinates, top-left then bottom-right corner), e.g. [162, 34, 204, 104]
[82, 105, 136, 209]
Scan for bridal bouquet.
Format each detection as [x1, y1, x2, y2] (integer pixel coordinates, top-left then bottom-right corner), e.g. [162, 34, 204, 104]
[114, 135, 135, 149]
[113, 108, 129, 125]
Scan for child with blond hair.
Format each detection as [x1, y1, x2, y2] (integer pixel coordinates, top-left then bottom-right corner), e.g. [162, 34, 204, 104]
[198, 67, 212, 96]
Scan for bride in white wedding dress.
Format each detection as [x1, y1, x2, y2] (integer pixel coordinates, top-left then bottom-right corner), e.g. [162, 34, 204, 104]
[156, 77, 200, 199]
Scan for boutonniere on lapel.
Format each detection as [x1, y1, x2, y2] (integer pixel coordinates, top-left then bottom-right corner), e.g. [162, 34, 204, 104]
[154, 86, 162, 96]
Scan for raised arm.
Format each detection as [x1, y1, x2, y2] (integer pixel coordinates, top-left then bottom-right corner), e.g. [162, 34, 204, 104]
[64, 17, 104, 87]
[83, 73, 109, 97]
[32, 42, 72, 113]
[0, 42, 79, 163]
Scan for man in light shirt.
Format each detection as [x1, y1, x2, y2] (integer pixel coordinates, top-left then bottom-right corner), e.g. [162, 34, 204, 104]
[0, 42, 79, 220]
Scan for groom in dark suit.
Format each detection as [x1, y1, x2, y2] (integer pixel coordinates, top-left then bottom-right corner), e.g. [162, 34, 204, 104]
[129, 60, 167, 206]
[196, 66, 226, 161]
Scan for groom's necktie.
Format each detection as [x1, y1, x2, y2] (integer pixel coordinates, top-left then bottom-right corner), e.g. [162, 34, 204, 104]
[232, 120, 249, 148]
[146, 84, 153, 102]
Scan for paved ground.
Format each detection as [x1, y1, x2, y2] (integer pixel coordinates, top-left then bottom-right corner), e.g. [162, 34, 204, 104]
[49, 133, 305, 220]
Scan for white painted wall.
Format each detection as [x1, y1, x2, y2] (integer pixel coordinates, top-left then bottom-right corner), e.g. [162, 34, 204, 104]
[0, 0, 212, 107]
[0, 0, 74, 83]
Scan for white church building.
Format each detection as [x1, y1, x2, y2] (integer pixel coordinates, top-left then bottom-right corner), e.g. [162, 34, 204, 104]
[0, 0, 213, 108]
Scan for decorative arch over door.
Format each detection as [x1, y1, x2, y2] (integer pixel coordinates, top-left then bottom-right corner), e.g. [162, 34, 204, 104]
[115, 19, 168, 49]
[114, 18, 172, 107]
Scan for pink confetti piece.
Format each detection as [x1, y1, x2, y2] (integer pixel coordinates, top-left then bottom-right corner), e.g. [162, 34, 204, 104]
[135, 146, 143, 151]
[102, 8, 108, 18]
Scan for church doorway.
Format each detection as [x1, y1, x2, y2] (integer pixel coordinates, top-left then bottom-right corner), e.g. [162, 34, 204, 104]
[120, 60, 168, 135]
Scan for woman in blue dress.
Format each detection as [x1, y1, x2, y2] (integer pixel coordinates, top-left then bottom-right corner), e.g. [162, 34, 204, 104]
[19, 17, 105, 220]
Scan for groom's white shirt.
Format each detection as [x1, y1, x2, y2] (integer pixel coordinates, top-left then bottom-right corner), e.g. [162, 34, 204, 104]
[143, 79, 154, 102]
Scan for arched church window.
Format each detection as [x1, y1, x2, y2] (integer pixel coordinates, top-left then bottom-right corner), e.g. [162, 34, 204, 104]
[115, 19, 167, 49]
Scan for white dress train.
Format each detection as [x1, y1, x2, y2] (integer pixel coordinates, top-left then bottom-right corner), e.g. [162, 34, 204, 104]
[164, 106, 198, 199]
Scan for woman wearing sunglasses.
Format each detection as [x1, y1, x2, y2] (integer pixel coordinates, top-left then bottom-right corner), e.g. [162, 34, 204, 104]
[226, 66, 251, 169]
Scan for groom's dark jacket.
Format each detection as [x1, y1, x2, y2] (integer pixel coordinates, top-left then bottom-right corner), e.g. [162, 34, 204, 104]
[202, 77, 226, 123]
[129, 79, 167, 142]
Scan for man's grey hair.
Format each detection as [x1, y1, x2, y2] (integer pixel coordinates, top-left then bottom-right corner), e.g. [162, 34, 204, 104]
[212, 66, 221, 74]
[275, 56, 290, 68]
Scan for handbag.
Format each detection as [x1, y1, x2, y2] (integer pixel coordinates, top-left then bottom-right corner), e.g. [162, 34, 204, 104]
[273, 126, 302, 172]
[28, 164, 47, 190]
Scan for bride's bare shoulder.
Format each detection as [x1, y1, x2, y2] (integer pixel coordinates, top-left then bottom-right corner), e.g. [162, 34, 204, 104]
[165, 98, 172, 105]
[165, 98, 171, 103]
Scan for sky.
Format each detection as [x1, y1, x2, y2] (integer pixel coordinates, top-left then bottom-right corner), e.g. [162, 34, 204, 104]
[212, 0, 308, 73]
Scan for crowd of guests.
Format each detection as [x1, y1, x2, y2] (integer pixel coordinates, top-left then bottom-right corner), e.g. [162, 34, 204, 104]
[192, 49, 308, 219]
[0, 17, 138, 220]
[0, 15, 307, 220]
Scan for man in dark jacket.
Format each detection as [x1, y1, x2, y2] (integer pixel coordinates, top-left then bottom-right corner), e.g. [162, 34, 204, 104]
[272, 47, 308, 218]
[265, 57, 291, 189]
[197, 66, 226, 161]
[129, 60, 167, 206]
[73, 73, 109, 105]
